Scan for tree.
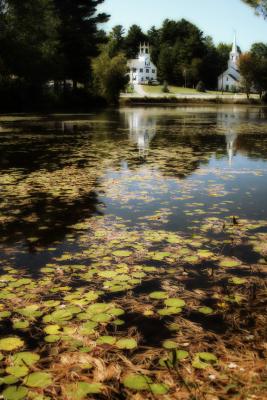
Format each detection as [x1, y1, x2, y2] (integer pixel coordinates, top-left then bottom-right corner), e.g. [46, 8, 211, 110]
[251, 42, 267, 58]
[124, 25, 147, 58]
[239, 53, 256, 98]
[108, 25, 125, 57]
[93, 45, 128, 104]
[0, 0, 59, 85]
[53, 0, 109, 86]
[242, 0, 267, 17]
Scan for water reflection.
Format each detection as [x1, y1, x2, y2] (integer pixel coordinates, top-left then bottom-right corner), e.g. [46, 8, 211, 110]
[0, 106, 266, 257]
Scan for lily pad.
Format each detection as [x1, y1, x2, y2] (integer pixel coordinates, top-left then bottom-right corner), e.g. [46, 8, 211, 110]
[149, 291, 168, 300]
[65, 382, 103, 399]
[6, 366, 29, 378]
[2, 386, 28, 400]
[96, 336, 116, 345]
[116, 338, 137, 350]
[112, 250, 132, 257]
[123, 374, 151, 390]
[0, 338, 24, 352]
[199, 307, 213, 315]
[150, 383, 169, 395]
[162, 340, 178, 349]
[164, 298, 185, 308]
[13, 352, 40, 367]
[24, 372, 52, 388]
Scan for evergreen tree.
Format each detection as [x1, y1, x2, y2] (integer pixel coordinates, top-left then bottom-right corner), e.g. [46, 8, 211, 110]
[124, 25, 147, 58]
[0, 0, 59, 84]
[53, 0, 109, 85]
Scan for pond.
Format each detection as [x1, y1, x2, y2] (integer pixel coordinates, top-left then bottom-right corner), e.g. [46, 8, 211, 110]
[0, 106, 266, 399]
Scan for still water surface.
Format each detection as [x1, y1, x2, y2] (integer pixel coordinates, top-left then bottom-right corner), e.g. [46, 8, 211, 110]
[0, 106, 266, 398]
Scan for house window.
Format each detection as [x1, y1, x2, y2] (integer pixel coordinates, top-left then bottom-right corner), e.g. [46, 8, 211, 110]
[146, 69, 149, 73]
[132, 68, 137, 72]
[146, 77, 149, 80]
[140, 68, 143, 73]
[152, 69, 155, 73]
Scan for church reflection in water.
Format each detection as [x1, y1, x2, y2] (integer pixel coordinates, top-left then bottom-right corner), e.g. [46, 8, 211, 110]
[126, 109, 157, 157]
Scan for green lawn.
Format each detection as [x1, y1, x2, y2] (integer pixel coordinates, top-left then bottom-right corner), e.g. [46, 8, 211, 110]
[141, 85, 238, 96]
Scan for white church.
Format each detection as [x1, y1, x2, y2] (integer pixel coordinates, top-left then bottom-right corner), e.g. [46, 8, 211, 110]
[128, 43, 158, 84]
[218, 35, 242, 92]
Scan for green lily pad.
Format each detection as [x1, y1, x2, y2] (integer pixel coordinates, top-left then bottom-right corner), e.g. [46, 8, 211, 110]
[12, 321, 29, 330]
[65, 382, 103, 399]
[2, 386, 28, 400]
[123, 374, 152, 390]
[192, 352, 218, 369]
[96, 336, 117, 345]
[6, 365, 29, 378]
[0, 338, 24, 352]
[219, 259, 242, 268]
[164, 298, 185, 308]
[44, 325, 61, 335]
[91, 313, 112, 323]
[162, 340, 178, 349]
[150, 383, 169, 395]
[230, 277, 247, 285]
[149, 291, 168, 300]
[44, 335, 61, 343]
[198, 307, 213, 315]
[116, 338, 137, 350]
[158, 307, 182, 316]
[24, 372, 52, 388]
[112, 250, 132, 257]
[13, 352, 40, 367]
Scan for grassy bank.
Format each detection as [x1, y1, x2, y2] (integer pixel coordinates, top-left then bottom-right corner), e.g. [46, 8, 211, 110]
[121, 95, 262, 107]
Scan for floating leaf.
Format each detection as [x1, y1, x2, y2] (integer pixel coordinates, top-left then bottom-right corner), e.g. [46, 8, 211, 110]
[6, 366, 29, 378]
[2, 386, 28, 400]
[149, 291, 168, 300]
[116, 338, 137, 350]
[112, 250, 132, 257]
[65, 382, 103, 399]
[0, 338, 24, 352]
[230, 277, 247, 285]
[24, 372, 52, 388]
[13, 352, 40, 367]
[164, 298, 185, 308]
[162, 340, 178, 349]
[123, 374, 151, 390]
[199, 307, 213, 315]
[150, 383, 169, 395]
[96, 336, 116, 345]
[219, 259, 242, 268]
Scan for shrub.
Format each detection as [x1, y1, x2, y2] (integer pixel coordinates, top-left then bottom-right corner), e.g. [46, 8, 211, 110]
[196, 81, 206, 92]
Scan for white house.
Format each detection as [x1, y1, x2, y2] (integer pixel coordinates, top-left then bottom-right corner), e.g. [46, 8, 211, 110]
[218, 35, 241, 92]
[128, 43, 158, 85]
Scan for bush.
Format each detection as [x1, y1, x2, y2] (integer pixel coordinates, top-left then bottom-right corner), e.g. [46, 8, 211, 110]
[196, 81, 206, 92]
[262, 92, 267, 103]
[162, 81, 170, 93]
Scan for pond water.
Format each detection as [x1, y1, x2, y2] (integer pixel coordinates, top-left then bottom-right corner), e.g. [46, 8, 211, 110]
[0, 106, 266, 399]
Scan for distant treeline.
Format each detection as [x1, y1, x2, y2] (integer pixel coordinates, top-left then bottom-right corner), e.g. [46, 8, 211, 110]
[0, 1, 267, 111]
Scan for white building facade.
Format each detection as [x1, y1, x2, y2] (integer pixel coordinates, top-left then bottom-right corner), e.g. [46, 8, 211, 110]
[218, 35, 241, 92]
[128, 44, 158, 85]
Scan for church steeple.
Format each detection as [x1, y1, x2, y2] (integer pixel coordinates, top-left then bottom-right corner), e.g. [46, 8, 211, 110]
[228, 32, 240, 70]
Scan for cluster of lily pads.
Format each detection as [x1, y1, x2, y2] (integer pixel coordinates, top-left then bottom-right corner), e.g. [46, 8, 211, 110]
[0, 210, 266, 399]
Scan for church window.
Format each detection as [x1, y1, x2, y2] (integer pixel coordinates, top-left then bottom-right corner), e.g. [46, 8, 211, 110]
[146, 69, 149, 73]
[132, 68, 137, 72]
[152, 69, 155, 73]
[140, 68, 143, 72]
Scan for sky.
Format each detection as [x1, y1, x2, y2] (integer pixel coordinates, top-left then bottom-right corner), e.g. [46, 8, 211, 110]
[98, 0, 267, 51]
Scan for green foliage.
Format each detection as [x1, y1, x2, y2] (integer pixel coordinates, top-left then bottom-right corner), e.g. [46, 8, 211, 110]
[196, 81, 206, 92]
[93, 46, 129, 104]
